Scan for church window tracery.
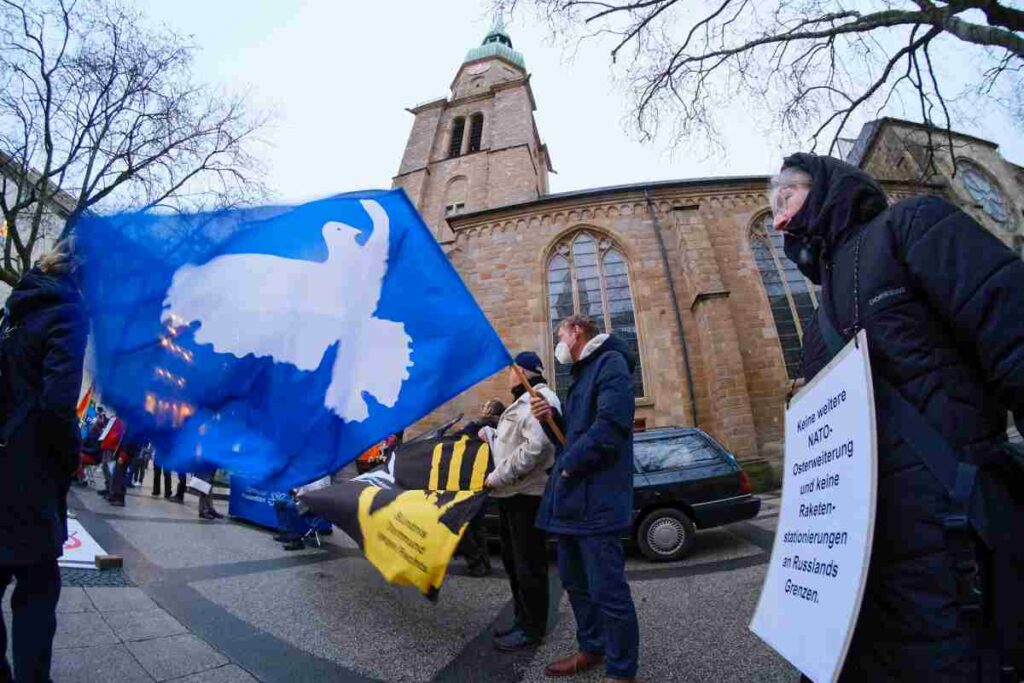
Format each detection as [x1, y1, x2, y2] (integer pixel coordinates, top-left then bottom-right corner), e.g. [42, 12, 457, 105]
[956, 159, 1010, 224]
[547, 231, 645, 399]
[750, 213, 818, 379]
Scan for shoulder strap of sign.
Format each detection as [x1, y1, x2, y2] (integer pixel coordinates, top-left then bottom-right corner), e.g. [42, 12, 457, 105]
[815, 303, 991, 550]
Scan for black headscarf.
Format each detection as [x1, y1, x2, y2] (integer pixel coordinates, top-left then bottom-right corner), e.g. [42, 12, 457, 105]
[780, 153, 889, 283]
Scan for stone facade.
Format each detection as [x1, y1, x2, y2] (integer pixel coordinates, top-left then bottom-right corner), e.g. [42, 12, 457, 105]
[393, 37, 551, 243]
[393, 32, 1024, 485]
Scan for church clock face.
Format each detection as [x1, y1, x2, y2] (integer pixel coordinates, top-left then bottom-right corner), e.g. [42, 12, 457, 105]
[466, 62, 490, 76]
[957, 160, 1009, 223]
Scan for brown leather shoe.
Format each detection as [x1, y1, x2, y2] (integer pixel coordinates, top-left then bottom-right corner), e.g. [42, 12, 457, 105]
[544, 651, 604, 677]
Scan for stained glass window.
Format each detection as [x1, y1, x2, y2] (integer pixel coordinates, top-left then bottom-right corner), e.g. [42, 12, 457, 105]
[547, 231, 645, 399]
[751, 214, 818, 379]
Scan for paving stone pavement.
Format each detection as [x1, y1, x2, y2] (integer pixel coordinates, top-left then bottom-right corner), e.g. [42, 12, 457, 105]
[2, 473, 793, 682]
[41, 585, 245, 683]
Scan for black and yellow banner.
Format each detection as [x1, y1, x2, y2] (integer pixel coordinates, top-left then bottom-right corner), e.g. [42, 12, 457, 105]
[300, 434, 491, 599]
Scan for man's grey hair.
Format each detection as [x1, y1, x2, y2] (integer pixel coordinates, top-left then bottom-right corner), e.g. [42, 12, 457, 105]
[769, 167, 813, 218]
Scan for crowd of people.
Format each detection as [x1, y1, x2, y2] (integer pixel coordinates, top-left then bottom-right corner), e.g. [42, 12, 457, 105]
[0, 152, 1022, 682]
[76, 406, 223, 519]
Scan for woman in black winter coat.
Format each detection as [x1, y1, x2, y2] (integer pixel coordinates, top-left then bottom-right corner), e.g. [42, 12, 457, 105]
[774, 154, 1024, 681]
[0, 242, 87, 682]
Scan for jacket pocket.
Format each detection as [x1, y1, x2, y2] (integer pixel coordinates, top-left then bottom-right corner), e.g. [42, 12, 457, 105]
[555, 476, 587, 521]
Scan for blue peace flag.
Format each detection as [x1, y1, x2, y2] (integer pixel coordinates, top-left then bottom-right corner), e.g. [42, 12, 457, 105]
[76, 190, 510, 488]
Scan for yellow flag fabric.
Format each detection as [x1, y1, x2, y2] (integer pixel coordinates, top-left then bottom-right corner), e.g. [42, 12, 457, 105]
[301, 434, 492, 599]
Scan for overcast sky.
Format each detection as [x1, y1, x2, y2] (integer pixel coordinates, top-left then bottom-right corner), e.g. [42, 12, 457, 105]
[134, 0, 1023, 204]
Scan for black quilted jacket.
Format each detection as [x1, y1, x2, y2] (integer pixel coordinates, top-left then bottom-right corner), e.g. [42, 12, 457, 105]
[785, 154, 1024, 681]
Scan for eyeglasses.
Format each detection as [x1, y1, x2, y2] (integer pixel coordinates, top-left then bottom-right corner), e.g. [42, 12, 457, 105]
[771, 182, 810, 217]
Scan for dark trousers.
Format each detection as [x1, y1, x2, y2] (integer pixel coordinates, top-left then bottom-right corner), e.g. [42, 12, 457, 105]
[557, 533, 639, 680]
[133, 458, 147, 484]
[498, 495, 549, 639]
[274, 499, 306, 541]
[0, 557, 61, 683]
[458, 509, 491, 572]
[109, 459, 129, 500]
[152, 467, 185, 498]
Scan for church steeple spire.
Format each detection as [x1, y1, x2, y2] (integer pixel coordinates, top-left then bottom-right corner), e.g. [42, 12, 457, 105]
[464, 14, 525, 70]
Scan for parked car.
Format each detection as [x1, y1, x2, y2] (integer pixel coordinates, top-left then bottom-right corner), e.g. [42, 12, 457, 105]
[482, 426, 761, 562]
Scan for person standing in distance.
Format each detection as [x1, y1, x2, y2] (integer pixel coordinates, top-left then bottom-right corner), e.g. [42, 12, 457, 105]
[532, 315, 640, 683]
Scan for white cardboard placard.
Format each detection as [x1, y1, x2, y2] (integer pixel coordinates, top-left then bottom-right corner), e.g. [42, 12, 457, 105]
[60, 519, 107, 570]
[189, 475, 212, 495]
[750, 329, 878, 683]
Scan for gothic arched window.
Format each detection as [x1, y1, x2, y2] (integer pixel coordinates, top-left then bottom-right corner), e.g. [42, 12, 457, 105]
[468, 113, 484, 153]
[750, 213, 818, 379]
[547, 231, 645, 398]
[448, 117, 466, 158]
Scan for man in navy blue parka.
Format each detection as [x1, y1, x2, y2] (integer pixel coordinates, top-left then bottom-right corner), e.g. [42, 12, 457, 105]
[533, 314, 640, 683]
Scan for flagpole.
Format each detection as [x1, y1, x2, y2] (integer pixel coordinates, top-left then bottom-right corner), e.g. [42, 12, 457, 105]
[511, 364, 566, 445]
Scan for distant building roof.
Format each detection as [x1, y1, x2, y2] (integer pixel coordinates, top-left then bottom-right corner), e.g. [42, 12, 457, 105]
[0, 148, 76, 218]
[450, 174, 771, 224]
[844, 117, 1000, 168]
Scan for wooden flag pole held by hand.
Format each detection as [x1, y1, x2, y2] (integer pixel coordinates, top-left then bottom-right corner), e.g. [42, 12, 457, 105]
[511, 363, 566, 445]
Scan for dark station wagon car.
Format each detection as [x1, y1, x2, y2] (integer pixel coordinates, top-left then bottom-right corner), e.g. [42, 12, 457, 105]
[482, 426, 761, 562]
[629, 427, 761, 561]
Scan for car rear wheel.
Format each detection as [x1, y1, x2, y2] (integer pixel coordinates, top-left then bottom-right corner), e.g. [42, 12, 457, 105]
[637, 508, 696, 562]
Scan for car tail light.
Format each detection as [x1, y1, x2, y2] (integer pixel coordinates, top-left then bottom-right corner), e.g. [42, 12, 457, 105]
[739, 470, 753, 494]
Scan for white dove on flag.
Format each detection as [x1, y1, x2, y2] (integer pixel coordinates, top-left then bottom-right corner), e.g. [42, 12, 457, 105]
[161, 199, 414, 422]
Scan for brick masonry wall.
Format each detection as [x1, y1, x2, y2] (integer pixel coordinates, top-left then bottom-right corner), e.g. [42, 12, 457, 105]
[420, 186, 776, 465]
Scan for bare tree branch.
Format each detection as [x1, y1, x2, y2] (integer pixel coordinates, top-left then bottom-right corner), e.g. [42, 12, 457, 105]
[499, 0, 1024, 156]
[0, 0, 269, 287]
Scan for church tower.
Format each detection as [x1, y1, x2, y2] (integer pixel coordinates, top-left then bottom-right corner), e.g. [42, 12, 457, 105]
[393, 19, 553, 241]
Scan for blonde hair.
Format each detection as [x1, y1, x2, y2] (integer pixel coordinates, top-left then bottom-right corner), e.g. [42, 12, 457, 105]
[36, 239, 76, 275]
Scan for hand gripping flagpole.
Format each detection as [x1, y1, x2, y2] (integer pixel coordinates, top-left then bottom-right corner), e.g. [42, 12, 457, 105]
[511, 364, 566, 446]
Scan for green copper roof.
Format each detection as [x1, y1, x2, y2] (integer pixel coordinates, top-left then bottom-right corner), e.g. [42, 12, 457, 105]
[464, 16, 525, 70]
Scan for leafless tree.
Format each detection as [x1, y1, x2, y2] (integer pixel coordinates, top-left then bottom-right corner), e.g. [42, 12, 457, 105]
[0, 0, 269, 287]
[499, 0, 1023, 161]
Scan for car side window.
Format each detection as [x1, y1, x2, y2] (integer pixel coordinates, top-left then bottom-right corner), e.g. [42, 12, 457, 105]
[634, 434, 721, 473]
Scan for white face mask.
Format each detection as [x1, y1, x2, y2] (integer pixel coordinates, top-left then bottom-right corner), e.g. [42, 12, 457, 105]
[555, 341, 574, 365]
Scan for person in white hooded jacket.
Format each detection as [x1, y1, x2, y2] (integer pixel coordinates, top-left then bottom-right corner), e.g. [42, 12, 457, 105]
[480, 352, 562, 652]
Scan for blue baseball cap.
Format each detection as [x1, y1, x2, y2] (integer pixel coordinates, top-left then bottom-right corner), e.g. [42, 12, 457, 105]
[514, 351, 544, 373]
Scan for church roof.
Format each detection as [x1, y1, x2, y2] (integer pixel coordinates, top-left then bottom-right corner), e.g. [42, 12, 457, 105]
[464, 16, 525, 70]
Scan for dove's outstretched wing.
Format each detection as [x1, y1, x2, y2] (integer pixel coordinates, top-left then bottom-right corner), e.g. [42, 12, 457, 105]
[163, 251, 344, 371]
[326, 316, 412, 422]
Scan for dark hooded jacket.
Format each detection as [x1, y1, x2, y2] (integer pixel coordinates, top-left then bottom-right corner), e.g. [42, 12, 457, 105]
[536, 334, 636, 535]
[784, 153, 1024, 680]
[0, 267, 86, 564]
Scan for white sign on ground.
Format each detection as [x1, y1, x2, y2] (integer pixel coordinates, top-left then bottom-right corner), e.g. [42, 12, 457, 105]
[60, 519, 107, 570]
[750, 329, 878, 683]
